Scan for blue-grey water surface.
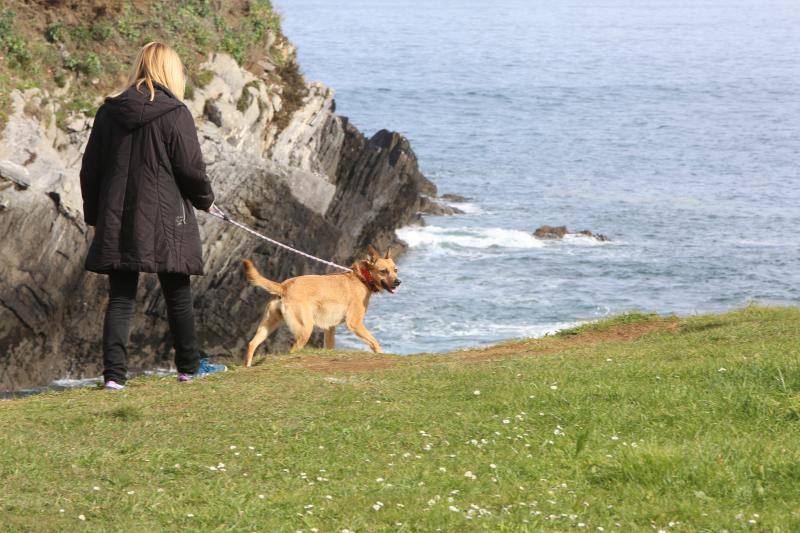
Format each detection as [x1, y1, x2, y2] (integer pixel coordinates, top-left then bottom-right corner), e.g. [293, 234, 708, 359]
[278, 0, 800, 353]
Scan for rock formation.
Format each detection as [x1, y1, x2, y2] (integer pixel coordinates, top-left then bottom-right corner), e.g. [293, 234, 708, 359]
[417, 195, 464, 216]
[533, 225, 569, 239]
[440, 193, 469, 203]
[533, 225, 610, 242]
[576, 230, 610, 242]
[0, 52, 445, 392]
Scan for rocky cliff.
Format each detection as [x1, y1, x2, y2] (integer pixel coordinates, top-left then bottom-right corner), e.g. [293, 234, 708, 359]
[0, 50, 444, 392]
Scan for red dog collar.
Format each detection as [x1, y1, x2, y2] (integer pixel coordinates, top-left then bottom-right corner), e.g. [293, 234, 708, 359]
[359, 266, 380, 293]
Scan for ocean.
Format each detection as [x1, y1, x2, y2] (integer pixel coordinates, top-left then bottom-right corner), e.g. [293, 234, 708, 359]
[279, 0, 800, 354]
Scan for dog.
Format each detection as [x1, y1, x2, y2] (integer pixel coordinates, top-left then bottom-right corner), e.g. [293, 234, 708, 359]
[241, 245, 401, 366]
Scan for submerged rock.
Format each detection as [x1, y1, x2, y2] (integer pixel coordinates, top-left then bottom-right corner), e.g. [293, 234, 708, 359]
[440, 193, 469, 203]
[533, 225, 610, 242]
[577, 229, 610, 242]
[533, 225, 568, 239]
[417, 195, 464, 216]
[0, 53, 440, 392]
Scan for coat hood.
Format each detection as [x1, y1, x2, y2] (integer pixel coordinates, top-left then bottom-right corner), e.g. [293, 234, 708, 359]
[103, 82, 183, 131]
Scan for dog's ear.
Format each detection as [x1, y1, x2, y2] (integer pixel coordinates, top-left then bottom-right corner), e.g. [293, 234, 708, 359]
[366, 244, 381, 263]
[384, 248, 392, 259]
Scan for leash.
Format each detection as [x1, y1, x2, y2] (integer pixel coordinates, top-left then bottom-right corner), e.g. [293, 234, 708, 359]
[206, 204, 352, 273]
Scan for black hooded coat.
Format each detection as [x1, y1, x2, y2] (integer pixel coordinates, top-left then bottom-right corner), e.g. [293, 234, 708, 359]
[80, 82, 214, 275]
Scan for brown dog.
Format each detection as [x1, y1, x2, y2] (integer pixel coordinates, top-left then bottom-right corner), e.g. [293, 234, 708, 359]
[241, 245, 401, 366]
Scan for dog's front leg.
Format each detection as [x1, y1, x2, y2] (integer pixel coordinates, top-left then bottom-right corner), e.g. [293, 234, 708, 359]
[346, 319, 383, 353]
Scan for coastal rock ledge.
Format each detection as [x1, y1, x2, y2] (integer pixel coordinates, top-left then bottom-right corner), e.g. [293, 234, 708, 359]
[0, 53, 443, 392]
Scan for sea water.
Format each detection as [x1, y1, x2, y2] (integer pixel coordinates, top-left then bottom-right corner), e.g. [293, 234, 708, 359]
[279, 0, 800, 354]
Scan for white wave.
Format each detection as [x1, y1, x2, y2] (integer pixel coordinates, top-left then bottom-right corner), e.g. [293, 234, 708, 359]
[447, 201, 483, 214]
[559, 233, 615, 246]
[426, 321, 581, 340]
[397, 225, 544, 250]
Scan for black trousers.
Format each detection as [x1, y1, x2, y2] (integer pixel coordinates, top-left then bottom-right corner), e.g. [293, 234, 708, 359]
[103, 271, 199, 383]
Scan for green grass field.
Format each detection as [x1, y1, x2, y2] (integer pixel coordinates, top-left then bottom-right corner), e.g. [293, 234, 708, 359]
[2, 306, 799, 531]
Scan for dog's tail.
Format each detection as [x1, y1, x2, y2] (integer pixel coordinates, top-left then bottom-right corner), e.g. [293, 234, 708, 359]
[242, 259, 286, 296]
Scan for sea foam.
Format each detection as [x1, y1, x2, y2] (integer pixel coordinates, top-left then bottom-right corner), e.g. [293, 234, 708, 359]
[397, 225, 544, 250]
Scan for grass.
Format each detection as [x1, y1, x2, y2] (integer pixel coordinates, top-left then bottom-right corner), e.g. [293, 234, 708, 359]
[1, 306, 800, 530]
[0, 0, 304, 133]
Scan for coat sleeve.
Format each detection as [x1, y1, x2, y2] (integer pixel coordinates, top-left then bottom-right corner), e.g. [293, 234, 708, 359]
[167, 106, 215, 210]
[79, 106, 108, 226]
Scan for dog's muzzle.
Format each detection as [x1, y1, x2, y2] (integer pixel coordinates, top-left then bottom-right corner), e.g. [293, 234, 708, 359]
[384, 279, 401, 294]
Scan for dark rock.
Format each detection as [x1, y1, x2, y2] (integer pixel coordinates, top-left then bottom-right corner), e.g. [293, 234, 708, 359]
[326, 125, 436, 254]
[203, 99, 223, 128]
[23, 150, 37, 167]
[532, 225, 610, 241]
[533, 225, 568, 239]
[440, 193, 469, 203]
[578, 229, 610, 242]
[417, 195, 464, 216]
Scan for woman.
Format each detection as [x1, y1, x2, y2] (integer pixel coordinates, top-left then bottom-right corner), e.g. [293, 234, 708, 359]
[80, 42, 226, 389]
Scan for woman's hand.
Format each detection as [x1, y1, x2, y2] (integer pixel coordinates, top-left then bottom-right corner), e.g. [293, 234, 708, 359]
[206, 203, 228, 220]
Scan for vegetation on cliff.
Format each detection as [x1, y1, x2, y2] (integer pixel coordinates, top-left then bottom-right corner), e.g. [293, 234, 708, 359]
[2, 306, 799, 529]
[0, 0, 305, 131]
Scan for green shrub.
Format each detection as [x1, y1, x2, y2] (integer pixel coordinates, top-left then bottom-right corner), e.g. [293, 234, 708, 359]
[236, 80, 261, 112]
[44, 22, 65, 44]
[64, 96, 98, 118]
[63, 55, 79, 72]
[193, 69, 214, 88]
[221, 29, 247, 65]
[117, 12, 140, 41]
[1, 0, 295, 133]
[64, 53, 102, 77]
[83, 53, 102, 76]
[0, 10, 15, 42]
[4, 35, 32, 68]
[53, 71, 67, 88]
[273, 58, 307, 130]
[0, 11, 31, 69]
[90, 21, 113, 42]
[68, 25, 91, 46]
[192, 25, 211, 47]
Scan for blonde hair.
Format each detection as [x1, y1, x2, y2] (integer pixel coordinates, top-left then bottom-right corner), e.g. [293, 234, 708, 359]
[112, 42, 186, 101]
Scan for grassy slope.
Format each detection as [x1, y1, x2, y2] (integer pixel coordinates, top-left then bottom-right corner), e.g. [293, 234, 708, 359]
[2, 306, 800, 531]
[0, 0, 304, 131]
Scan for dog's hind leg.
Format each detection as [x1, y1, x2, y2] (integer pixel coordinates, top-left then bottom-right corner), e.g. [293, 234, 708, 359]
[324, 327, 336, 350]
[284, 307, 314, 353]
[245, 300, 284, 367]
[289, 326, 313, 352]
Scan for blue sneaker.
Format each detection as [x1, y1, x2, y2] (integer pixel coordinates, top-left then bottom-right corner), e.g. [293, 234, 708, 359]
[177, 358, 227, 382]
[198, 358, 227, 376]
